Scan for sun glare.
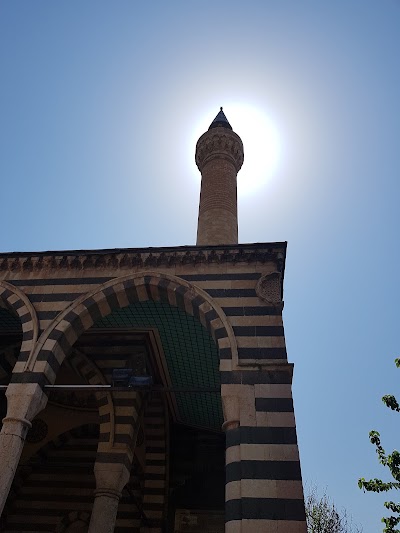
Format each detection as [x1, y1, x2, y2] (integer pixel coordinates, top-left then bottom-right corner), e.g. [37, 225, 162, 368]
[226, 103, 281, 195]
[189, 103, 281, 195]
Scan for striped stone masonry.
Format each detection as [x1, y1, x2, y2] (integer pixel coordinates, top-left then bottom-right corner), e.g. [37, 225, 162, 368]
[223, 382, 306, 532]
[0, 242, 306, 532]
[141, 395, 168, 532]
[1, 425, 144, 533]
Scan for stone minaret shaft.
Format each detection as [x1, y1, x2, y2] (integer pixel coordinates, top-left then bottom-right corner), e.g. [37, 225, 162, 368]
[196, 108, 244, 245]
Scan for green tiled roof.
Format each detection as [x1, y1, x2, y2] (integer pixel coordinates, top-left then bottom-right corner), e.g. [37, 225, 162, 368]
[94, 301, 223, 431]
[0, 302, 223, 430]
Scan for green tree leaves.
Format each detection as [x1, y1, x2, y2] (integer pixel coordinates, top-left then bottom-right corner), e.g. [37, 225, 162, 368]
[358, 359, 400, 533]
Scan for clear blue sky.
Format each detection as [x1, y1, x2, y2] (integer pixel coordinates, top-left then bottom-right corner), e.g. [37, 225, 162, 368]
[1, 1, 400, 531]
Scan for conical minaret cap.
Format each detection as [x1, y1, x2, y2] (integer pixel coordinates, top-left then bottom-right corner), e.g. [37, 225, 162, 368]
[195, 108, 244, 172]
[208, 107, 232, 130]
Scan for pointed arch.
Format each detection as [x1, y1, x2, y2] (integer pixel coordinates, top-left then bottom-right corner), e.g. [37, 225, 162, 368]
[68, 349, 116, 448]
[19, 272, 236, 384]
[0, 280, 38, 367]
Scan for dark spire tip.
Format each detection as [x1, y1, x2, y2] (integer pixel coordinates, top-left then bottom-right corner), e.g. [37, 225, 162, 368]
[209, 107, 232, 130]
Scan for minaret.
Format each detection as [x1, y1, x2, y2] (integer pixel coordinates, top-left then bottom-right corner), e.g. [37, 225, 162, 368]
[195, 108, 244, 245]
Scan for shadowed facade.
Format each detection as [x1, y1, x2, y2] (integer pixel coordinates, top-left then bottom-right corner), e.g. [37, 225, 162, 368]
[0, 109, 306, 532]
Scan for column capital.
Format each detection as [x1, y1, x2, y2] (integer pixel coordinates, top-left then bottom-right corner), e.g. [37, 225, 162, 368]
[3, 382, 47, 439]
[221, 393, 240, 430]
[93, 460, 130, 495]
[89, 460, 131, 533]
[0, 382, 47, 516]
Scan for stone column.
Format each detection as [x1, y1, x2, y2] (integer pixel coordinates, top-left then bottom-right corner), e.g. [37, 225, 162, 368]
[0, 382, 47, 515]
[88, 461, 130, 533]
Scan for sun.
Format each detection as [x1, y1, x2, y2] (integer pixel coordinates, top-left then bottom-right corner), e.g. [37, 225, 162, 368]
[187, 102, 281, 197]
[189, 103, 281, 195]
[224, 103, 281, 196]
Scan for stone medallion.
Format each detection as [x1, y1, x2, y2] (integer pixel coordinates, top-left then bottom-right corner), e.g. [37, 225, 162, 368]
[255, 272, 282, 305]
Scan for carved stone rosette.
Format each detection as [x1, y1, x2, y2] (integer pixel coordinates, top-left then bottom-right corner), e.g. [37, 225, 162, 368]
[255, 272, 282, 306]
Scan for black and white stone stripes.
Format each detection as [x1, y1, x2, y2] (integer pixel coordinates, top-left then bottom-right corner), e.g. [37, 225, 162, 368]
[0, 255, 306, 532]
[11, 273, 236, 388]
[222, 380, 306, 532]
[141, 395, 168, 532]
[0, 281, 38, 370]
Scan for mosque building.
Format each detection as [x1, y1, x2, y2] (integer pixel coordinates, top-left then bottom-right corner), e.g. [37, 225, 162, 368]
[0, 109, 307, 532]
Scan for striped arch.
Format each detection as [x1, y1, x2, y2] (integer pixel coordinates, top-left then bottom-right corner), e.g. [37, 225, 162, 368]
[62, 350, 143, 475]
[68, 350, 146, 474]
[19, 272, 237, 385]
[68, 349, 116, 448]
[0, 280, 38, 366]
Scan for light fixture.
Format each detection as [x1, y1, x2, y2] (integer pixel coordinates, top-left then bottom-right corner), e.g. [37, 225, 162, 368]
[112, 369, 153, 388]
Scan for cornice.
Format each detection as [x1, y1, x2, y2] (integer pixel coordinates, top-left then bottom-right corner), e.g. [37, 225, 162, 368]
[0, 244, 286, 274]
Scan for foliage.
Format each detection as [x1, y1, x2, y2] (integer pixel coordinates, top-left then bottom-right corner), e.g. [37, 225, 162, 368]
[305, 485, 363, 533]
[358, 358, 400, 532]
